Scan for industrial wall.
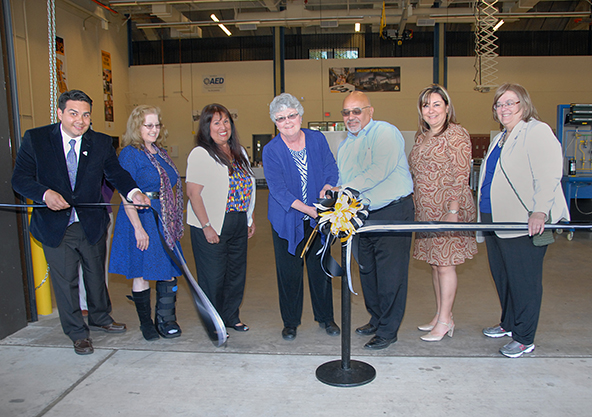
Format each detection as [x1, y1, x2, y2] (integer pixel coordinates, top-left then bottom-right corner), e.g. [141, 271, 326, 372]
[129, 56, 592, 174]
[9, 1, 592, 176]
[11, 0, 131, 137]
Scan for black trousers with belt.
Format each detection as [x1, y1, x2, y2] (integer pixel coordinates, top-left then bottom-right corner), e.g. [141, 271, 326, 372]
[481, 212, 547, 345]
[358, 196, 414, 340]
[43, 223, 113, 342]
[271, 220, 334, 328]
[190, 211, 248, 327]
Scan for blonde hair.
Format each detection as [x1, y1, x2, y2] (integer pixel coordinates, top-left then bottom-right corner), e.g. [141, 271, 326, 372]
[121, 105, 168, 149]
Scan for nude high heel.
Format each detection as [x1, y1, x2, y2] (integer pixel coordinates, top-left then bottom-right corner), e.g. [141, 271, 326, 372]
[417, 323, 435, 332]
[418, 314, 439, 332]
[420, 319, 455, 342]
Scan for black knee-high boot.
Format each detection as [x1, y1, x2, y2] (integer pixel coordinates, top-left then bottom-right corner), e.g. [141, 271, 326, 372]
[130, 289, 160, 341]
[155, 278, 182, 338]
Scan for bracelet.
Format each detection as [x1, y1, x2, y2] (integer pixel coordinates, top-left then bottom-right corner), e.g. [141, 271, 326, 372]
[447, 209, 458, 215]
[203, 222, 211, 228]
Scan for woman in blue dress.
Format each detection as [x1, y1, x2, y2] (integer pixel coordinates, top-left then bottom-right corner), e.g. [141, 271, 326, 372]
[110, 105, 184, 340]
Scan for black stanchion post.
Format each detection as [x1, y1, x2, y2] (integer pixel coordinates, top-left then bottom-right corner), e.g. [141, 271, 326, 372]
[316, 240, 376, 387]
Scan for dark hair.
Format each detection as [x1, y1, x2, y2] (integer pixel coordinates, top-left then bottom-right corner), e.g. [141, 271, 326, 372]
[58, 90, 93, 112]
[416, 84, 457, 137]
[196, 104, 252, 175]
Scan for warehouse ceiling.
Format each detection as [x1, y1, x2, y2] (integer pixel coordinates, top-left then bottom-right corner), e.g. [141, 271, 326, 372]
[87, 1, 592, 40]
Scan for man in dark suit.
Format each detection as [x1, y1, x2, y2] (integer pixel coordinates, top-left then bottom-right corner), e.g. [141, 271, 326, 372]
[12, 90, 150, 355]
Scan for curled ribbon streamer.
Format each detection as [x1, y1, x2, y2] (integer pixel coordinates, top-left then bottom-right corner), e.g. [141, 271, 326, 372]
[345, 238, 356, 295]
[151, 208, 227, 347]
[314, 188, 369, 293]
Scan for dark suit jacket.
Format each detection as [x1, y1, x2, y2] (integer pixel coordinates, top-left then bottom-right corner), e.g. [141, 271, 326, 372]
[12, 123, 138, 248]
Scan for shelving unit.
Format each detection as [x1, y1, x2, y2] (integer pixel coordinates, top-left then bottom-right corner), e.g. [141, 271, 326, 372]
[557, 104, 592, 239]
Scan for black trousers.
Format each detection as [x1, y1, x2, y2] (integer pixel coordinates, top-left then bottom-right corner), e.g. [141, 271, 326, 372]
[481, 212, 547, 345]
[358, 196, 414, 339]
[271, 220, 334, 328]
[191, 211, 248, 327]
[43, 223, 113, 342]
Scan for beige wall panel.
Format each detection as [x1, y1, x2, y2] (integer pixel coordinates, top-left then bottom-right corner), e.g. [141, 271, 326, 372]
[20, 0, 51, 128]
[14, 36, 32, 118]
[11, 0, 25, 37]
[448, 56, 592, 135]
[285, 57, 435, 133]
[13, 0, 129, 134]
[129, 61, 275, 174]
[127, 56, 592, 173]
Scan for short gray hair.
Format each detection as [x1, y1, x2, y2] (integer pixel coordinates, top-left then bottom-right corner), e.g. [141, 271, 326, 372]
[269, 93, 304, 122]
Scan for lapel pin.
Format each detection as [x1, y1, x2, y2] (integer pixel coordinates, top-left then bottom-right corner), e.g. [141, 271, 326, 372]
[82, 151, 88, 156]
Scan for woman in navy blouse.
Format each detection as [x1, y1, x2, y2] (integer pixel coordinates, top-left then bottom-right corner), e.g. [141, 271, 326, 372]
[263, 93, 340, 341]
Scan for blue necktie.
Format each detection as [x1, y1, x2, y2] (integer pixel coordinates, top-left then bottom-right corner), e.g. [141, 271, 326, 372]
[67, 139, 77, 224]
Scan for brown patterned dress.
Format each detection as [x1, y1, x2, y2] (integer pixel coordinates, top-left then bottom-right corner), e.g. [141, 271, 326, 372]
[408, 123, 478, 266]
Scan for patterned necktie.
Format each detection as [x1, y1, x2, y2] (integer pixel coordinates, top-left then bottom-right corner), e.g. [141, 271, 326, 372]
[67, 139, 77, 190]
[66, 139, 77, 225]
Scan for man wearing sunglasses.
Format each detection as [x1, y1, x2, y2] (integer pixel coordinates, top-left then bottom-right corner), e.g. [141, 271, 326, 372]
[336, 91, 414, 350]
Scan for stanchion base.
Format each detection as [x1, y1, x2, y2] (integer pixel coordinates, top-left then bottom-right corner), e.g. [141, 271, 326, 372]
[316, 359, 376, 387]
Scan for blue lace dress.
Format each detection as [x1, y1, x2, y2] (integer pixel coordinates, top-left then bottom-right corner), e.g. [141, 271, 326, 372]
[109, 145, 183, 280]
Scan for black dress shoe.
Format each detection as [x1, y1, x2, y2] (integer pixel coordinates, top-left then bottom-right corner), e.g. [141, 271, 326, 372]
[282, 327, 297, 340]
[356, 323, 378, 335]
[320, 321, 341, 336]
[89, 321, 127, 333]
[364, 335, 397, 350]
[73, 338, 94, 355]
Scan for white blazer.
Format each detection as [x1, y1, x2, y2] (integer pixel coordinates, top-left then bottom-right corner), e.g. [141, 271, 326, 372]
[477, 119, 569, 240]
[186, 146, 256, 235]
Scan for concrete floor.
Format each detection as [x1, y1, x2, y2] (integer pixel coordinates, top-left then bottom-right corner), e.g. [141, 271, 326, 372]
[2, 189, 592, 416]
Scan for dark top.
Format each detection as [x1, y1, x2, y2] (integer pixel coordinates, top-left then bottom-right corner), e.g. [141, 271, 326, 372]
[12, 123, 138, 247]
[263, 128, 338, 255]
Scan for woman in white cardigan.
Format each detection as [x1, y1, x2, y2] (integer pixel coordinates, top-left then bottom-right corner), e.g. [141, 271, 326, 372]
[186, 104, 256, 333]
[477, 83, 569, 358]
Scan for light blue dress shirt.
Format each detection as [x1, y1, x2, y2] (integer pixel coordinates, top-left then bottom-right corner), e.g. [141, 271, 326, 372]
[337, 119, 413, 211]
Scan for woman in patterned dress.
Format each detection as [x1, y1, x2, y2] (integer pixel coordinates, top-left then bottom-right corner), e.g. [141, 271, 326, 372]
[263, 93, 340, 341]
[186, 104, 256, 332]
[408, 84, 478, 342]
[110, 105, 184, 341]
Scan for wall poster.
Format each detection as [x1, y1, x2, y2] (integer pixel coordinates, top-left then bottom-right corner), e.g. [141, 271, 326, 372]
[56, 36, 68, 93]
[329, 67, 401, 93]
[101, 50, 113, 122]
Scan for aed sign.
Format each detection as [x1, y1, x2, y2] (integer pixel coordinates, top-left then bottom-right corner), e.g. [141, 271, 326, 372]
[202, 74, 226, 93]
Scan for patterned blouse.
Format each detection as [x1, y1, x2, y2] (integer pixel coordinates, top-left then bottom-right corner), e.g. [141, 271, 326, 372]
[226, 160, 253, 212]
[288, 147, 309, 220]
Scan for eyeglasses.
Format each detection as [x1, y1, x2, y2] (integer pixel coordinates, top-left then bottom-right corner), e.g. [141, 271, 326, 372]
[494, 101, 520, 110]
[274, 112, 300, 124]
[340, 106, 370, 117]
[143, 123, 161, 130]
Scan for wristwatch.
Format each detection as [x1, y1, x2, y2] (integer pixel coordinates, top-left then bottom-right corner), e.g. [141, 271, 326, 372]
[203, 222, 211, 228]
[447, 209, 458, 215]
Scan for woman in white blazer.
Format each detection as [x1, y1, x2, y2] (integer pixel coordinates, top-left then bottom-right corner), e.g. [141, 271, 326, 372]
[477, 83, 569, 358]
[186, 104, 256, 333]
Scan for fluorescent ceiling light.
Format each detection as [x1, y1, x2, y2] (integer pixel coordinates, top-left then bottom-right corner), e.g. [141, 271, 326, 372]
[211, 13, 232, 36]
[493, 19, 504, 31]
[355, 22, 361, 32]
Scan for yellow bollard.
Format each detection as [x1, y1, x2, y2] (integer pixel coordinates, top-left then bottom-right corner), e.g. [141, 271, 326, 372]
[27, 202, 52, 315]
